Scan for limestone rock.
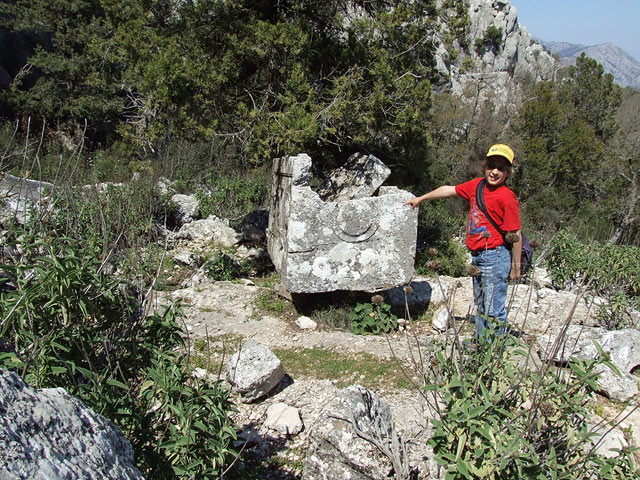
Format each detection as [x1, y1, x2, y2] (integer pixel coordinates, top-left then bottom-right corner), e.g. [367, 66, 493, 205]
[295, 316, 318, 330]
[0, 174, 53, 225]
[227, 341, 285, 403]
[171, 193, 200, 225]
[302, 385, 397, 480]
[264, 402, 304, 435]
[267, 153, 418, 293]
[432, 306, 450, 332]
[588, 416, 629, 459]
[0, 369, 144, 480]
[434, 0, 556, 111]
[316, 152, 391, 202]
[537, 326, 640, 401]
[172, 251, 203, 268]
[177, 214, 242, 247]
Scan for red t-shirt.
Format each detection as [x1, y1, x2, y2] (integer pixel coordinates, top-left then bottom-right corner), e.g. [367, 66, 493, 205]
[455, 178, 521, 251]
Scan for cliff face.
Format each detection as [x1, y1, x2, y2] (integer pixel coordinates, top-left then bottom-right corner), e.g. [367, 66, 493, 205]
[435, 0, 557, 107]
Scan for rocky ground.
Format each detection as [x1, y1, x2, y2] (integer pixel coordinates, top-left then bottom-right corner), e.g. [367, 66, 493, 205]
[153, 265, 640, 479]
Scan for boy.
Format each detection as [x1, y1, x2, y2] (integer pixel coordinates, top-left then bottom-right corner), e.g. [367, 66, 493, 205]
[403, 144, 522, 340]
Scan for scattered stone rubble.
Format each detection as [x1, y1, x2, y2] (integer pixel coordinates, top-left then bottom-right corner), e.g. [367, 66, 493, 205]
[267, 152, 418, 294]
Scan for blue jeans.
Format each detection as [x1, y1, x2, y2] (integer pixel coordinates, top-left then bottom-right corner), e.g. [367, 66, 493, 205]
[472, 245, 511, 340]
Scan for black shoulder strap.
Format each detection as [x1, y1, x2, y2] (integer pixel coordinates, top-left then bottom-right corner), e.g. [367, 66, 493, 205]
[475, 179, 505, 238]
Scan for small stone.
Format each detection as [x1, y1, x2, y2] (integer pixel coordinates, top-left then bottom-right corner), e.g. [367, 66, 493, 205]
[264, 402, 304, 435]
[295, 316, 318, 330]
[432, 306, 449, 332]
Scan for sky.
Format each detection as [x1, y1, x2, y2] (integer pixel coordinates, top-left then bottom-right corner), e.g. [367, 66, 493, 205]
[510, 0, 640, 61]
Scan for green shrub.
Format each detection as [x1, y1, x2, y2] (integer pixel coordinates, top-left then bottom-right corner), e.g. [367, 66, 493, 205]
[204, 252, 241, 281]
[546, 229, 640, 298]
[0, 224, 238, 478]
[424, 336, 638, 479]
[197, 170, 269, 220]
[475, 26, 503, 56]
[349, 298, 398, 335]
[415, 204, 467, 277]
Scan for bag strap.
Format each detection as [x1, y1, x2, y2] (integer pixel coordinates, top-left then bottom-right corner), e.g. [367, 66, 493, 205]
[475, 179, 506, 239]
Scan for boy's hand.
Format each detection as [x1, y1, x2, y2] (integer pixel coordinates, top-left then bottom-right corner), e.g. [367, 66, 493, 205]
[403, 197, 421, 209]
[509, 268, 521, 282]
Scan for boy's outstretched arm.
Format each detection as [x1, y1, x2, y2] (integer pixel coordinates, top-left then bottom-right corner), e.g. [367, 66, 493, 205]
[403, 185, 457, 209]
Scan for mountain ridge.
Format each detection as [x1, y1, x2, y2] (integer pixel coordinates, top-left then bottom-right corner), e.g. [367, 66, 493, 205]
[538, 40, 640, 89]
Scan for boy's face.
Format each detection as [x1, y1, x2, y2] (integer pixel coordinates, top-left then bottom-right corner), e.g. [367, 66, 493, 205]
[484, 156, 510, 187]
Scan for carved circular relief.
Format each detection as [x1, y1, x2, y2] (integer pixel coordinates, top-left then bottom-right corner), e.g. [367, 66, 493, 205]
[334, 203, 378, 242]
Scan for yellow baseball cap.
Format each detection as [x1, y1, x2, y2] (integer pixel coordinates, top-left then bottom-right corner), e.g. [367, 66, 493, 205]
[487, 144, 514, 164]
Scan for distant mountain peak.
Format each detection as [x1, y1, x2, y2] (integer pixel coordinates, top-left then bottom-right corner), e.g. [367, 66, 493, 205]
[539, 40, 640, 89]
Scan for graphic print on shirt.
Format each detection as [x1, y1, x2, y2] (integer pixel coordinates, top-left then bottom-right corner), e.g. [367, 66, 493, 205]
[468, 203, 488, 237]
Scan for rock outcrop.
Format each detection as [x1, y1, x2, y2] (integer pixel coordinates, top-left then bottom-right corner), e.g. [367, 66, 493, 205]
[537, 326, 640, 402]
[435, 0, 556, 108]
[0, 369, 144, 480]
[0, 174, 53, 225]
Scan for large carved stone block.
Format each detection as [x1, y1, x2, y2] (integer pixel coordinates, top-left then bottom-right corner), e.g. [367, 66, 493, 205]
[267, 153, 418, 293]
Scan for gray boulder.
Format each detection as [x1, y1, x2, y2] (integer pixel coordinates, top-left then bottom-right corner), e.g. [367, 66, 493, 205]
[537, 326, 640, 402]
[227, 341, 285, 403]
[316, 152, 391, 202]
[302, 385, 403, 480]
[177, 214, 242, 247]
[171, 193, 200, 225]
[0, 369, 144, 480]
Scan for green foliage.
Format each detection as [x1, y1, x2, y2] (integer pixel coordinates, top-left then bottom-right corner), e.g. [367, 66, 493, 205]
[273, 346, 411, 390]
[512, 56, 624, 236]
[424, 336, 638, 479]
[196, 170, 269, 220]
[1, 0, 123, 144]
[349, 300, 398, 335]
[474, 26, 502, 55]
[2, 0, 441, 183]
[546, 229, 640, 298]
[204, 252, 241, 281]
[0, 224, 238, 478]
[545, 230, 640, 330]
[439, 0, 471, 46]
[254, 292, 286, 315]
[415, 203, 467, 277]
[41, 177, 173, 286]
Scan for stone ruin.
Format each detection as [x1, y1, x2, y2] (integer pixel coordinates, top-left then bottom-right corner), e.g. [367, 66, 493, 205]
[267, 152, 418, 293]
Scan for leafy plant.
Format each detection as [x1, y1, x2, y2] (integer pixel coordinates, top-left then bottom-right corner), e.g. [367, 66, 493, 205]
[415, 204, 467, 277]
[423, 335, 638, 479]
[349, 298, 398, 335]
[204, 252, 241, 281]
[0, 221, 238, 478]
[474, 26, 502, 55]
[196, 170, 270, 221]
[546, 229, 640, 319]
